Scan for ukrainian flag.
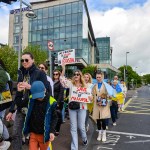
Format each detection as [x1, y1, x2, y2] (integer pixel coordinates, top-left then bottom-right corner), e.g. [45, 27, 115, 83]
[47, 142, 52, 150]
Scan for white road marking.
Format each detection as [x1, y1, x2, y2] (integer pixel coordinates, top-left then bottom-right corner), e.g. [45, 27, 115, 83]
[126, 135, 136, 139]
[97, 146, 113, 149]
[125, 140, 150, 143]
[107, 131, 150, 138]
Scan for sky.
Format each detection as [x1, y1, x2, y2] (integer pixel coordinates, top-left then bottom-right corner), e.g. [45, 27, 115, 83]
[0, 0, 150, 75]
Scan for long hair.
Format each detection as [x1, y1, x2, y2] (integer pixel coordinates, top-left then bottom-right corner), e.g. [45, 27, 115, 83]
[53, 69, 61, 81]
[84, 73, 92, 83]
[71, 70, 86, 87]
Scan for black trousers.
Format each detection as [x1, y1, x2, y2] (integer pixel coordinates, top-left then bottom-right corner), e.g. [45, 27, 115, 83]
[97, 119, 106, 130]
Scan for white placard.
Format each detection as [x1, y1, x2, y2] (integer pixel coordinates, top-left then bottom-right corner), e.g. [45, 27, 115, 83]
[70, 87, 92, 103]
[58, 49, 75, 65]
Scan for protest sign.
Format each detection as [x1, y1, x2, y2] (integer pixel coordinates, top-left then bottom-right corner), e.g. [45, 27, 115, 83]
[58, 49, 75, 65]
[70, 87, 92, 103]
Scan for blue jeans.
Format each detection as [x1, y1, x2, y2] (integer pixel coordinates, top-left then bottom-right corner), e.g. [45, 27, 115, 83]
[0, 110, 9, 139]
[69, 109, 87, 150]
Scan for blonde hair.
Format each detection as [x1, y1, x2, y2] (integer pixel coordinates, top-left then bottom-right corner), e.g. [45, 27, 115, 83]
[72, 70, 86, 87]
[84, 73, 92, 83]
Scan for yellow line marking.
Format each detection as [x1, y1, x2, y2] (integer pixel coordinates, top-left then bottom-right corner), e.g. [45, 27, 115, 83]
[123, 98, 132, 110]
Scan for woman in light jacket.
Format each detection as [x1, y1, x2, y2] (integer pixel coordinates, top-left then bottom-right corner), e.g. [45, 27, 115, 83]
[92, 71, 111, 142]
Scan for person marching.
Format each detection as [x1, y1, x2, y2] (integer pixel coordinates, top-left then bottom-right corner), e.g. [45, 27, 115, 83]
[23, 81, 57, 150]
[92, 71, 111, 142]
[6, 52, 51, 150]
[60, 65, 93, 150]
[83, 73, 93, 132]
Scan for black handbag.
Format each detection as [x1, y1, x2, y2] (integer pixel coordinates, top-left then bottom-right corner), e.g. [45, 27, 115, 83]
[68, 101, 80, 110]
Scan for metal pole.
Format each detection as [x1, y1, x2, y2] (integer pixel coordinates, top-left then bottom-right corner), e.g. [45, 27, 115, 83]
[18, 0, 22, 69]
[49, 50, 52, 77]
[124, 65, 126, 82]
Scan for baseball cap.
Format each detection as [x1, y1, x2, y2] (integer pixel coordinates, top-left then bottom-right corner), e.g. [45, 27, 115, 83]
[30, 81, 45, 99]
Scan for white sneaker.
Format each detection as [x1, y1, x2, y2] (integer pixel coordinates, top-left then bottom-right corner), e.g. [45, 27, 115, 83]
[106, 126, 109, 130]
[86, 124, 89, 132]
[113, 122, 117, 126]
[102, 130, 106, 142]
[97, 130, 102, 141]
[0, 141, 11, 150]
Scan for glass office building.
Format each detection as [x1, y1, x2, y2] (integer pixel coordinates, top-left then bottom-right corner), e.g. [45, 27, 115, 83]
[27, 0, 95, 64]
[96, 37, 111, 64]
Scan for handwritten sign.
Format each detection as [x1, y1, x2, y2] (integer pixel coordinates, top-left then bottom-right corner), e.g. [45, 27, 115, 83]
[70, 87, 92, 103]
[58, 49, 75, 65]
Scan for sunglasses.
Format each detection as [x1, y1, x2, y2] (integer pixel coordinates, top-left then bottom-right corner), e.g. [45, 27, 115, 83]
[53, 73, 59, 76]
[39, 67, 45, 70]
[21, 59, 29, 63]
[74, 73, 80, 76]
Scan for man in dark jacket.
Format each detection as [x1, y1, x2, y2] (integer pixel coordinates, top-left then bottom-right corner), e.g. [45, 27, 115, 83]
[6, 52, 52, 150]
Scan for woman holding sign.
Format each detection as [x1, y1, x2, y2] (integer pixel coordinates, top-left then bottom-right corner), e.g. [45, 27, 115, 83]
[60, 65, 93, 150]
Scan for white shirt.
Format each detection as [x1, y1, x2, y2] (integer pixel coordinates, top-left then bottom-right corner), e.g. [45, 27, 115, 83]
[47, 75, 54, 96]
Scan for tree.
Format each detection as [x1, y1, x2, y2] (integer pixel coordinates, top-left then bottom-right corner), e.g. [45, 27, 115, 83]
[0, 46, 18, 80]
[23, 45, 48, 66]
[118, 65, 142, 86]
[142, 74, 150, 84]
[82, 65, 97, 78]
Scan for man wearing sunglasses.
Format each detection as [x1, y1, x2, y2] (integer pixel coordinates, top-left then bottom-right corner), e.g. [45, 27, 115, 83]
[6, 52, 51, 150]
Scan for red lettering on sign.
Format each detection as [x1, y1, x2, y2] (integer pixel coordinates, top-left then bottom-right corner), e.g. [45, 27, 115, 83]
[71, 96, 89, 103]
[77, 87, 87, 92]
[62, 58, 75, 64]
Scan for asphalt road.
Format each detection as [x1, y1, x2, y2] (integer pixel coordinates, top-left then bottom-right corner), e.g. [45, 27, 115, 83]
[87, 86, 150, 150]
[8, 87, 150, 150]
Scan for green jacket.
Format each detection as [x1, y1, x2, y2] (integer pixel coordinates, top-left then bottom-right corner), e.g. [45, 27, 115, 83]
[0, 66, 8, 93]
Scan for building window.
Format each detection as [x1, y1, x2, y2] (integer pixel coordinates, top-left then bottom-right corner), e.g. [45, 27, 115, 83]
[72, 26, 77, 37]
[72, 13, 77, 25]
[54, 28, 59, 39]
[13, 35, 19, 44]
[32, 20, 37, 31]
[60, 4, 65, 15]
[37, 9, 42, 19]
[48, 18, 53, 28]
[60, 27, 65, 38]
[54, 16, 59, 28]
[14, 15, 20, 24]
[43, 8, 48, 18]
[66, 3, 71, 14]
[37, 19, 42, 30]
[66, 26, 71, 38]
[78, 13, 82, 24]
[60, 15, 65, 27]
[14, 25, 20, 33]
[78, 25, 82, 37]
[72, 2, 78, 13]
[37, 31, 42, 41]
[78, 1, 83, 12]
[54, 6, 59, 16]
[32, 32, 36, 42]
[43, 19, 48, 29]
[49, 7, 53, 17]
[72, 37, 77, 49]
[43, 30, 48, 41]
[66, 14, 71, 26]
[54, 39, 59, 50]
[48, 28, 54, 40]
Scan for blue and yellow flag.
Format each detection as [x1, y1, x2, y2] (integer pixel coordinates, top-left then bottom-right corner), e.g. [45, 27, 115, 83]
[47, 142, 52, 150]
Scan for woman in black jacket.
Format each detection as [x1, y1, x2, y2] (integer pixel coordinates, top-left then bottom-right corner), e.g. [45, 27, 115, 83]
[53, 70, 64, 136]
[6, 52, 51, 150]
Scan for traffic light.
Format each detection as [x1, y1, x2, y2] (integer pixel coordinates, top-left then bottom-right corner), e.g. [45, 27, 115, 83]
[0, 0, 17, 4]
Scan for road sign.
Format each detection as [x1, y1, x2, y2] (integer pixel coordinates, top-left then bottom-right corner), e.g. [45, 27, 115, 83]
[48, 40, 54, 51]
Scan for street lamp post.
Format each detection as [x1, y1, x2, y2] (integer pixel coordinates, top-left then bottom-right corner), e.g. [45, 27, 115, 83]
[126, 51, 130, 89]
[18, 1, 36, 69]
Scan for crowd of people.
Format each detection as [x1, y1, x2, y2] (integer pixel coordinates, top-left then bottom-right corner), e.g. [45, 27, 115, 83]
[0, 52, 127, 150]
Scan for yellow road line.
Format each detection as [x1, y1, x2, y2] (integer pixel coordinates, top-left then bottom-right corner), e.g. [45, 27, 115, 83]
[121, 111, 150, 115]
[123, 98, 132, 110]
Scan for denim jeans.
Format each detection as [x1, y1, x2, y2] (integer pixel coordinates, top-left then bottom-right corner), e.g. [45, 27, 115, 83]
[12, 111, 25, 150]
[0, 110, 9, 139]
[69, 109, 87, 150]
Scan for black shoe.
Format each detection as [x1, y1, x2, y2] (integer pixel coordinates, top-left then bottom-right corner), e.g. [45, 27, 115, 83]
[83, 140, 88, 146]
[54, 132, 59, 136]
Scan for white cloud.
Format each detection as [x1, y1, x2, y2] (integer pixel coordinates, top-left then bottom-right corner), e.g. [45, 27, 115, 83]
[89, 0, 150, 74]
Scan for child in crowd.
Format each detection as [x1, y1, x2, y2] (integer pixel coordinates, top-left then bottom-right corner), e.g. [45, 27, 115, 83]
[23, 81, 58, 150]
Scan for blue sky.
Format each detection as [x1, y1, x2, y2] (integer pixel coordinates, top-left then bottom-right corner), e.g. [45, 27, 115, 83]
[0, 0, 150, 74]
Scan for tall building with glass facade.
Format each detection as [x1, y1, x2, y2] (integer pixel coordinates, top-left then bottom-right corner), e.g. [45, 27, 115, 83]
[96, 37, 111, 64]
[9, 0, 96, 65]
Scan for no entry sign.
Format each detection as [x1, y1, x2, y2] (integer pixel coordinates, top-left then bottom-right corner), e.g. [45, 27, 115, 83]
[48, 41, 54, 51]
